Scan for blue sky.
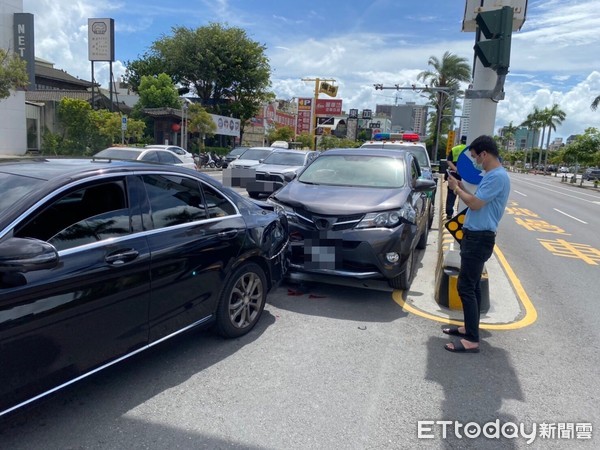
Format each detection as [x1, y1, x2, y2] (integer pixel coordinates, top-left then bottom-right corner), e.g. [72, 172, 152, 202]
[23, 0, 600, 140]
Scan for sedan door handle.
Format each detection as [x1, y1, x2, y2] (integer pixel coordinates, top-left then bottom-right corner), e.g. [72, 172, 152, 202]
[105, 249, 139, 265]
[217, 230, 239, 240]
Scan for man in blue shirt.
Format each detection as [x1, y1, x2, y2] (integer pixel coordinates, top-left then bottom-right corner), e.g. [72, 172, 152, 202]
[444, 135, 510, 353]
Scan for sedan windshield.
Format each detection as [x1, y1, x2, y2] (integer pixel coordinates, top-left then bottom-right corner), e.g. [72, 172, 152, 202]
[298, 155, 405, 188]
[262, 152, 305, 166]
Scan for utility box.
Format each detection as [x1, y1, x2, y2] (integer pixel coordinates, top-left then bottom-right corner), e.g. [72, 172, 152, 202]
[435, 248, 490, 313]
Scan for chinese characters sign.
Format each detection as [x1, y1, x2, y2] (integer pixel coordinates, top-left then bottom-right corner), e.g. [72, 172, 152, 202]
[316, 99, 342, 115]
[296, 98, 313, 135]
[88, 18, 115, 61]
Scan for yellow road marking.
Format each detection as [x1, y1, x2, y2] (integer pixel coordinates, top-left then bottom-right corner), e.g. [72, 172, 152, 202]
[393, 244, 538, 330]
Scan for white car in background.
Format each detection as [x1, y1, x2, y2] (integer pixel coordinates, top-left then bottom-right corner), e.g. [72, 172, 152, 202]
[145, 144, 197, 168]
[94, 147, 197, 170]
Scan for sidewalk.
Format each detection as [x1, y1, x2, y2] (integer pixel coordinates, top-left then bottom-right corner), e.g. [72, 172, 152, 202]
[404, 181, 531, 328]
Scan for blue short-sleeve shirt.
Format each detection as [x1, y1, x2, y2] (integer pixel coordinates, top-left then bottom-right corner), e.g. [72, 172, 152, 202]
[464, 166, 510, 232]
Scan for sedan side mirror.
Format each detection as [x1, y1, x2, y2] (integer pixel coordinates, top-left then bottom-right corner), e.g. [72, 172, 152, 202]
[0, 237, 59, 273]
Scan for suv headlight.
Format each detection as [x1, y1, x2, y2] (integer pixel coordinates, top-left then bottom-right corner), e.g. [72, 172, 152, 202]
[356, 203, 416, 229]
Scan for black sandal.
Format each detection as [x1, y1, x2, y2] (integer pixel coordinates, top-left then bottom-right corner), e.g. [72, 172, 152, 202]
[442, 326, 466, 337]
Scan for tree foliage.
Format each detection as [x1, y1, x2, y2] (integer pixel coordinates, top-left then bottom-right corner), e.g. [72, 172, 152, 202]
[123, 52, 172, 93]
[563, 127, 600, 166]
[136, 73, 182, 110]
[187, 103, 216, 151]
[0, 48, 29, 99]
[42, 98, 146, 155]
[268, 125, 295, 144]
[296, 133, 313, 149]
[125, 23, 272, 143]
[317, 135, 360, 150]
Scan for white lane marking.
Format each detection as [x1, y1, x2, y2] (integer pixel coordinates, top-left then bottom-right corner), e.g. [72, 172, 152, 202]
[511, 177, 600, 204]
[514, 190, 527, 196]
[554, 208, 588, 224]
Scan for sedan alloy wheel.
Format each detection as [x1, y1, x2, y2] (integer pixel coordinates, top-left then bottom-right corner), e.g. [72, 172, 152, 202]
[215, 263, 267, 338]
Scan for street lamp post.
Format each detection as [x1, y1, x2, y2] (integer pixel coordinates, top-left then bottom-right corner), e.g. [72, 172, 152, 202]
[182, 102, 189, 150]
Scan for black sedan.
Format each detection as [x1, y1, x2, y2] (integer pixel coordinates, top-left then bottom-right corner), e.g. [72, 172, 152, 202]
[0, 158, 288, 417]
[268, 148, 435, 290]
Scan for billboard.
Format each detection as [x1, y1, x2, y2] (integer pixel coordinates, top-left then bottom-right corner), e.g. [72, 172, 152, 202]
[13, 13, 35, 90]
[296, 98, 313, 135]
[211, 114, 240, 138]
[88, 18, 115, 61]
[316, 99, 342, 115]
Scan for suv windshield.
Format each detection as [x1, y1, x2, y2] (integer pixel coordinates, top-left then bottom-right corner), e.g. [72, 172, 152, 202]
[239, 149, 273, 161]
[298, 155, 405, 188]
[262, 152, 305, 166]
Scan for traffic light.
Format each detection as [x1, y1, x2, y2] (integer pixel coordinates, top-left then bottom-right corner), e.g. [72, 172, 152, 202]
[474, 6, 514, 74]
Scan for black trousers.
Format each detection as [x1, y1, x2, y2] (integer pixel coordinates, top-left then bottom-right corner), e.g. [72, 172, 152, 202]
[457, 229, 496, 342]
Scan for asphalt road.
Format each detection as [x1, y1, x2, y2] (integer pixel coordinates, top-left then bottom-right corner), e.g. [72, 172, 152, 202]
[0, 171, 598, 449]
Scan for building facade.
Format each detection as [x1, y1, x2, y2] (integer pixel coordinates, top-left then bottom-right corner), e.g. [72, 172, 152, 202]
[375, 102, 429, 137]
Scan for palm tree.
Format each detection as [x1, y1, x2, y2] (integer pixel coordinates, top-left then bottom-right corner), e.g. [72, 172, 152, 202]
[417, 51, 471, 160]
[542, 103, 566, 165]
[591, 95, 600, 111]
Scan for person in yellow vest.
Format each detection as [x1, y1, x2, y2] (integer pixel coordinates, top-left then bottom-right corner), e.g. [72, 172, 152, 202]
[445, 136, 467, 218]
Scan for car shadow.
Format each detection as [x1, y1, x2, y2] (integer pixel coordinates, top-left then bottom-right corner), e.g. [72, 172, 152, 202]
[0, 312, 276, 445]
[424, 335, 524, 448]
[267, 248, 429, 323]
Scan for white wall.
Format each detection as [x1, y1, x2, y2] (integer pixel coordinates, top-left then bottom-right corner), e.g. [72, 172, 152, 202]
[0, 0, 27, 156]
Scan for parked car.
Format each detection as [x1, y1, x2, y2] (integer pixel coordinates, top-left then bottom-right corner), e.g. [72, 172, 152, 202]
[228, 147, 275, 169]
[245, 149, 320, 199]
[145, 144, 197, 168]
[224, 147, 277, 189]
[583, 168, 600, 181]
[559, 166, 569, 173]
[95, 146, 197, 170]
[268, 148, 436, 290]
[0, 157, 289, 417]
[222, 147, 250, 168]
[360, 139, 436, 227]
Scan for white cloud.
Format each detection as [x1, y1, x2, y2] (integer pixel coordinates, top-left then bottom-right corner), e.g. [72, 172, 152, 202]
[21, 0, 600, 140]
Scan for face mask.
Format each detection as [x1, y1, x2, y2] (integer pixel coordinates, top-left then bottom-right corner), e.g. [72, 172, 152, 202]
[474, 162, 483, 171]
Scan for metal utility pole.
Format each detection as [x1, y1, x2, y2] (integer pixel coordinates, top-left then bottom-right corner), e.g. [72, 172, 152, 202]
[302, 77, 336, 150]
[459, 0, 527, 201]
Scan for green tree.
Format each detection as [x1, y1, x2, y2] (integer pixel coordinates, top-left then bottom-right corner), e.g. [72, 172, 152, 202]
[129, 73, 181, 139]
[563, 127, 600, 167]
[122, 51, 173, 93]
[296, 133, 313, 149]
[317, 135, 359, 150]
[57, 97, 95, 154]
[417, 51, 471, 160]
[136, 73, 181, 110]
[187, 103, 216, 151]
[127, 23, 272, 143]
[268, 125, 295, 144]
[91, 109, 145, 146]
[0, 48, 29, 99]
[541, 104, 566, 166]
